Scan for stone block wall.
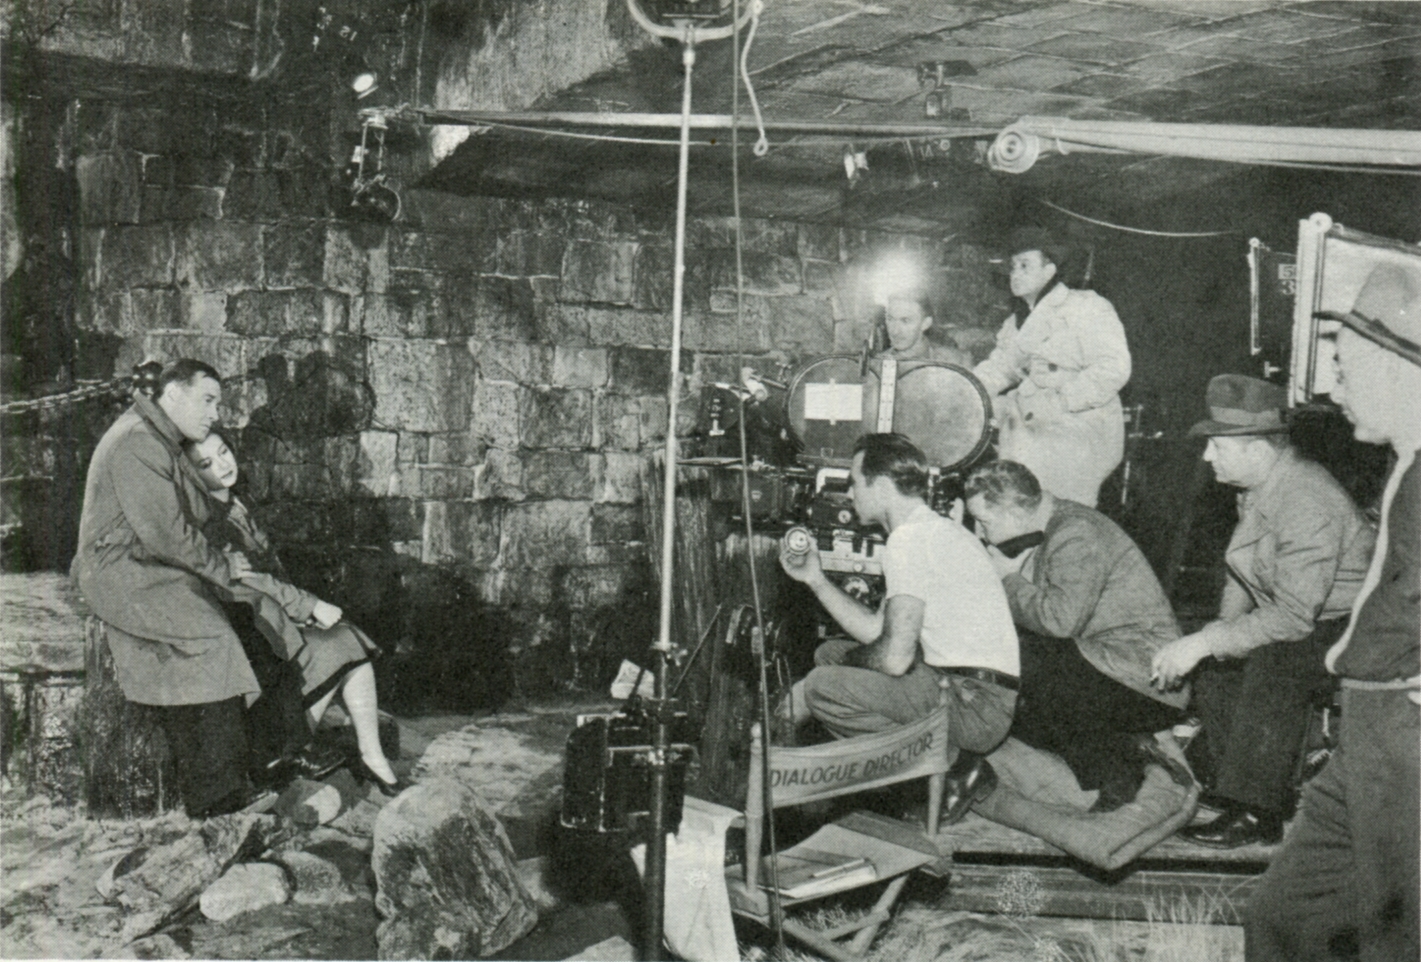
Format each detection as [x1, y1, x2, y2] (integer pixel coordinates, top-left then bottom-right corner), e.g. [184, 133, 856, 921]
[49, 99, 1006, 703]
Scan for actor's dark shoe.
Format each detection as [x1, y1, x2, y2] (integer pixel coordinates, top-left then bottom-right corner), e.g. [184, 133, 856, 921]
[1180, 809, 1282, 849]
[277, 744, 347, 783]
[352, 758, 411, 798]
[941, 752, 997, 826]
[1134, 734, 1196, 789]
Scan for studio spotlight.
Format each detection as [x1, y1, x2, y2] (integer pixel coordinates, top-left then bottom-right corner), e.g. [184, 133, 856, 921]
[351, 72, 378, 98]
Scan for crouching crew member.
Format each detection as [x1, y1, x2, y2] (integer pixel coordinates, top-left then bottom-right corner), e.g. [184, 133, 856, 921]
[973, 227, 1131, 509]
[880, 291, 971, 366]
[965, 460, 1192, 812]
[1152, 375, 1375, 848]
[1247, 263, 1420, 962]
[778, 433, 1019, 823]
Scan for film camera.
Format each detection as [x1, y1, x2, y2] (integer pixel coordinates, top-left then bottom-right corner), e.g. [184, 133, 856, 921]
[691, 354, 994, 604]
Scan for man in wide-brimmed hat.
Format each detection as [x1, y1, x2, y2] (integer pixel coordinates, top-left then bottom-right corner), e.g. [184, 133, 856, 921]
[1151, 373, 1375, 849]
[1247, 262, 1421, 962]
[973, 227, 1131, 508]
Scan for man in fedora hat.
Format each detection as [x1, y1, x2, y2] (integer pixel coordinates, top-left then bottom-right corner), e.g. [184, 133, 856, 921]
[1247, 262, 1420, 962]
[1151, 374, 1375, 848]
[974, 226, 1131, 509]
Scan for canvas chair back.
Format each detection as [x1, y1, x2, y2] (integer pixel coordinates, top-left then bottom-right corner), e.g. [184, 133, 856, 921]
[742, 700, 951, 891]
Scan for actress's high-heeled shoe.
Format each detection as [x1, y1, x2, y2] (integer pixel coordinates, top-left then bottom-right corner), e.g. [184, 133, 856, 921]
[352, 758, 411, 798]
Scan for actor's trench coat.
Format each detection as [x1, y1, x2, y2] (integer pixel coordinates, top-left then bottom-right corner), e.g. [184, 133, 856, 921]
[975, 282, 1131, 508]
[71, 394, 260, 706]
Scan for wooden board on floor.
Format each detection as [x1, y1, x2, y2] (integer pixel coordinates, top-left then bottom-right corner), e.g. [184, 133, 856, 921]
[937, 812, 1278, 865]
[943, 863, 1259, 924]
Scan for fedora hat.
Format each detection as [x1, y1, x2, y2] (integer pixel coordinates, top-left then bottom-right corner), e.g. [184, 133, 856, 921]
[1189, 374, 1289, 437]
[1316, 262, 1421, 367]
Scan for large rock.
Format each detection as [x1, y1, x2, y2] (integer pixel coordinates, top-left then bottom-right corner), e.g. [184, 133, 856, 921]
[272, 850, 359, 906]
[372, 779, 537, 960]
[198, 862, 292, 921]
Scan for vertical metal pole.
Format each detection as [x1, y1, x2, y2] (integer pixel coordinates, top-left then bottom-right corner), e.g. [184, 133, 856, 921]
[646, 30, 696, 962]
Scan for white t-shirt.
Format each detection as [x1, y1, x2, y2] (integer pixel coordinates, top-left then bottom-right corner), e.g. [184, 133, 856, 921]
[881, 503, 1020, 676]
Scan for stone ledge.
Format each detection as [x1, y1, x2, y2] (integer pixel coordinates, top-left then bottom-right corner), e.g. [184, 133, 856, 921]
[0, 573, 90, 674]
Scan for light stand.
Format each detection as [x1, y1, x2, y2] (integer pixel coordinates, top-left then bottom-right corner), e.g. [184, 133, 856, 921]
[626, 2, 756, 958]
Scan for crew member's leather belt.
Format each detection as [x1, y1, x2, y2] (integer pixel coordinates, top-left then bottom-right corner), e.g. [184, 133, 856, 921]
[938, 666, 1019, 691]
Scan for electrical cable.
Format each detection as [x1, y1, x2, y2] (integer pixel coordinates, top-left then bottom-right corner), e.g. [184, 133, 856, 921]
[1036, 198, 1242, 238]
[476, 121, 720, 147]
[731, 1, 785, 954]
[738, 0, 770, 158]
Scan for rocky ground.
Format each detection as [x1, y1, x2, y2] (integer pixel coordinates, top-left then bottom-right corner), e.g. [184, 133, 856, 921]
[1, 701, 1242, 961]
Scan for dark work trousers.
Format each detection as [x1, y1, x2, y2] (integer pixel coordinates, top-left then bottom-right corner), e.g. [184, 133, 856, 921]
[225, 603, 310, 773]
[1010, 629, 1183, 803]
[156, 696, 249, 817]
[1191, 619, 1345, 817]
[1246, 688, 1420, 962]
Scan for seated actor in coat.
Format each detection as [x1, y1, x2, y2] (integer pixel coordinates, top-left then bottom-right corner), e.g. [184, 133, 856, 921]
[72, 360, 261, 818]
[964, 460, 1192, 811]
[973, 228, 1131, 509]
[1152, 374, 1375, 848]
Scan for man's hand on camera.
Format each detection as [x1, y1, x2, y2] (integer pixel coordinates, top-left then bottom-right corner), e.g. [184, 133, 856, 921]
[779, 539, 827, 589]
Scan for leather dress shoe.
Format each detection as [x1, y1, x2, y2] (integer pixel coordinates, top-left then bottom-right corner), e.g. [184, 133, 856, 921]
[263, 744, 346, 786]
[941, 752, 997, 826]
[1180, 808, 1282, 849]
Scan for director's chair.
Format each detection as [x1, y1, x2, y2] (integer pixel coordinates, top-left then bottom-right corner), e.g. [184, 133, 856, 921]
[723, 698, 951, 962]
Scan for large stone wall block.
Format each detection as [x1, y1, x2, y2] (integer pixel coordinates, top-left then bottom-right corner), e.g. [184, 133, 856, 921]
[351, 497, 422, 544]
[464, 277, 539, 342]
[324, 224, 382, 294]
[274, 168, 331, 220]
[523, 451, 598, 501]
[480, 568, 555, 610]
[474, 340, 554, 386]
[227, 289, 324, 336]
[421, 500, 455, 563]
[798, 223, 842, 262]
[683, 311, 771, 353]
[559, 565, 635, 610]
[222, 170, 283, 222]
[369, 339, 476, 433]
[639, 396, 669, 445]
[363, 287, 437, 338]
[708, 250, 801, 296]
[596, 452, 643, 504]
[76, 151, 142, 226]
[84, 288, 181, 335]
[560, 239, 637, 305]
[475, 447, 525, 501]
[834, 316, 874, 353]
[767, 295, 836, 354]
[497, 231, 565, 278]
[500, 500, 592, 569]
[400, 190, 500, 233]
[98, 224, 175, 287]
[181, 291, 228, 334]
[519, 388, 593, 449]
[358, 430, 399, 496]
[589, 504, 642, 544]
[802, 260, 848, 298]
[610, 347, 693, 396]
[428, 432, 484, 467]
[552, 346, 608, 389]
[176, 222, 262, 290]
[446, 501, 502, 566]
[586, 307, 669, 348]
[389, 230, 495, 275]
[689, 217, 798, 256]
[593, 394, 640, 451]
[533, 292, 591, 346]
[172, 150, 236, 189]
[262, 223, 324, 288]
[322, 435, 361, 494]
[142, 331, 246, 378]
[411, 465, 477, 500]
[472, 380, 524, 448]
[270, 463, 331, 500]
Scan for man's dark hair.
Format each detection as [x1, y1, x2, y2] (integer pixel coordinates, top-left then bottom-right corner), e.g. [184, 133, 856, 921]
[964, 460, 1043, 510]
[852, 433, 929, 499]
[157, 358, 221, 395]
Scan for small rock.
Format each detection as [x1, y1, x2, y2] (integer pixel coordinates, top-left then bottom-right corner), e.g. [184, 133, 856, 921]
[198, 862, 292, 922]
[271, 850, 357, 905]
[566, 935, 637, 960]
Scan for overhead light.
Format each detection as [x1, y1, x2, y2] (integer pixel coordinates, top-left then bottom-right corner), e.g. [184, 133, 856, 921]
[351, 72, 378, 98]
[843, 145, 868, 184]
